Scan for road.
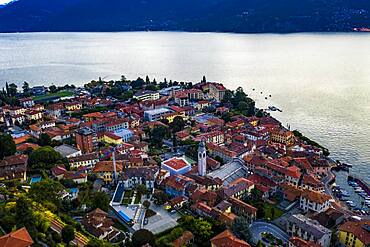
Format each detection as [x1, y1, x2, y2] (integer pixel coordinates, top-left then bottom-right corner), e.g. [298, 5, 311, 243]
[249, 221, 289, 245]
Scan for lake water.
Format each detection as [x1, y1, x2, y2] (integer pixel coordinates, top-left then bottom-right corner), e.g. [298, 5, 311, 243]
[0, 32, 369, 181]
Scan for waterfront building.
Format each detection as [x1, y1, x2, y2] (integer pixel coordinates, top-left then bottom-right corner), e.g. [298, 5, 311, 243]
[338, 219, 370, 247]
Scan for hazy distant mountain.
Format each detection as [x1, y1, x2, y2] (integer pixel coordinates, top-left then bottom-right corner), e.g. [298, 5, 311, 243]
[0, 0, 369, 33]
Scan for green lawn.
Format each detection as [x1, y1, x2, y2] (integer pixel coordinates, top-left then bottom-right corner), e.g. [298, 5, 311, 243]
[33, 91, 74, 101]
[263, 203, 283, 220]
[134, 193, 142, 204]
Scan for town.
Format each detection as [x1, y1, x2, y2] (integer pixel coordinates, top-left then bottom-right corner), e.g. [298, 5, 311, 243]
[0, 76, 368, 247]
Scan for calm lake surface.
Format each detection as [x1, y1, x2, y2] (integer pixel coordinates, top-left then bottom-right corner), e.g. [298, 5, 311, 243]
[0, 32, 369, 181]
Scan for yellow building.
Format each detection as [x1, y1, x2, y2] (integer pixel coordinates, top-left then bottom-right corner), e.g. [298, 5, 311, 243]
[65, 102, 82, 111]
[338, 220, 370, 247]
[163, 112, 184, 123]
[92, 161, 123, 184]
[270, 128, 294, 145]
[98, 133, 123, 145]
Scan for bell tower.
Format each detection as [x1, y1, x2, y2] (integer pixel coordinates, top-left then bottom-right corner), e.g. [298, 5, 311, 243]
[198, 140, 207, 176]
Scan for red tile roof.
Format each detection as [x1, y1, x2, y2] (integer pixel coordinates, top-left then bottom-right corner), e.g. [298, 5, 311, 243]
[0, 227, 33, 247]
[211, 230, 250, 247]
[163, 158, 190, 171]
[339, 220, 370, 245]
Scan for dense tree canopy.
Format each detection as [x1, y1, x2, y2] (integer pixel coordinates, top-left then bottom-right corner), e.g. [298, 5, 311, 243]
[0, 133, 16, 159]
[62, 225, 75, 245]
[29, 179, 64, 210]
[28, 146, 65, 170]
[132, 229, 155, 247]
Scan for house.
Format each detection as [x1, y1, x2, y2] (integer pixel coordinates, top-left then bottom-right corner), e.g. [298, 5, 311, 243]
[207, 143, 237, 163]
[300, 174, 325, 192]
[113, 129, 134, 142]
[64, 172, 88, 184]
[92, 161, 123, 184]
[168, 196, 188, 210]
[133, 90, 160, 101]
[338, 219, 370, 247]
[299, 190, 332, 213]
[0, 227, 33, 247]
[196, 131, 224, 144]
[207, 83, 226, 102]
[210, 230, 251, 247]
[25, 110, 43, 121]
[222, 177, 255, 199]
[270, 128, 294, 146]
[172, 231, 194, 247]
[286, 214, 332, 247]
[120, 167, 159, 191]
[46, 103, 64, 118]
[161, 157, 192, 175]
[54, 144, 82, 158]
[19, 97, 35, 108]
[0, 154, 28, 181]
[311, 207, 345, 228]
[68, 153, 99, 169]
[228, 197, 257, 223]
[105, 119, 129, 132]
[65, 101, 82, 111]
[164, 175, 195, 198]
[51, 165, 68, 180]
[144, 108, 172, 121]
[98, 132, 123, 145]
[289, 237, 321, 247]
[81, 208, 122, 242]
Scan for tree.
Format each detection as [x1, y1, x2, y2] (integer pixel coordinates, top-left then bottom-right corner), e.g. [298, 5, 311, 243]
[0, 133, 16, 159]
[132, 229, 155, 247]
[179, 216, 213, 242]
[8, 83, 18, 97]
[15, 196, 36, 236]
[145, 75, 150, 84]
[153, 191, 169, 205]
[37, 133, 51, 146]
[202, 75, 207, 83]
[255, 109, 264, 118]
[90, 191, 110, 212]
[28, 146, 64, 170]
[49, 85, 58, 93]
[143, 200, 150, 209]
[170, 116, 185, 133]
[62, 225, 75, 246]
[22, 81, 30, 94]
[29, 179, 64, 210]
[151, 125, 169, 148]
[136, 184, 148, 196]
[232, 216, 251, 241]
[271, 207, 275, 219]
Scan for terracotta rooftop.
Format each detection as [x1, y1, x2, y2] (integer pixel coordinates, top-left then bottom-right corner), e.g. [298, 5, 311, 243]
[339, 220, 370, 245]
[163, 158, 190, 171]
[210, 230, 250, 247]
[0, 227, 33, 247]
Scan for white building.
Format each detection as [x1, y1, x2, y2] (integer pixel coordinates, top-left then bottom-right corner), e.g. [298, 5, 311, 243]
[144, 108, 172, 121]
[133, 90, 160, 101]
[299, 190, 331, 213]
[287, 214, 332, 247]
